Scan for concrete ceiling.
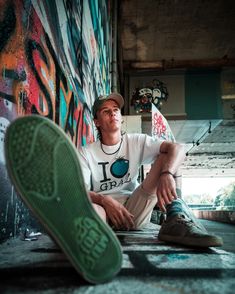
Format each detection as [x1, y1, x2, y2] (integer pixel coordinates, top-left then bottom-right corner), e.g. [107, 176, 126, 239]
[120, 0, 235, 71]
[174, 120, 235, 177]
[142, 119, 235, 177]
[119, 0, 235, 178]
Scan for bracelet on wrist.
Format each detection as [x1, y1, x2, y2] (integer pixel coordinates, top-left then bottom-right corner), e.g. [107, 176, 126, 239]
[174, 174, 182, 178]
[159, 171, 174, 178]
[159, 171, 182, 178]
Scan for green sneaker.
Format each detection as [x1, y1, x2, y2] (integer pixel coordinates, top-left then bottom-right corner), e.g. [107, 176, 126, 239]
[5, 115, 122, 284]
[158, 213, 223, 247]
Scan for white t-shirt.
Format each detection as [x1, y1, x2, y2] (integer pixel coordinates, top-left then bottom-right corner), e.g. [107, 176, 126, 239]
[78, 133, 163, 198]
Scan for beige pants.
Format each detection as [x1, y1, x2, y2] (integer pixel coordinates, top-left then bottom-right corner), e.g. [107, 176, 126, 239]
[114, 185, 157, 230]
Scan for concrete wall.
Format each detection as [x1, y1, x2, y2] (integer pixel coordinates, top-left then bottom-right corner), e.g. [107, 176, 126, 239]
[126, 70, 231, 120]
[221, 68, 235, 119]
[185, 70, 222, 119]
[128, 74, 186, 118]
[0, 0, 111, 242]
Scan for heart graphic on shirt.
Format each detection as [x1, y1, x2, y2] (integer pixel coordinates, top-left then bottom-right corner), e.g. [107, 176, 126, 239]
[110, 158, 129, 178]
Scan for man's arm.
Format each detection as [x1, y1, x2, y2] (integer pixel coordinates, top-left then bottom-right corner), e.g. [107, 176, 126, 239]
[142, 141, 186, 212]
[157, 141, 185, 211]
[159, 141, 186, 175]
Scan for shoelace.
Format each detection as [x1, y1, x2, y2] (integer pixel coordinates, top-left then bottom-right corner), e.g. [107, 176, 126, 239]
[175, 215, 202, 229]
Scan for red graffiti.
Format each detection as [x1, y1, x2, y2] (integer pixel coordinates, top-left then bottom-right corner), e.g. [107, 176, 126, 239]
[152, 113, 167, 137]
[0, 0, 94, 147]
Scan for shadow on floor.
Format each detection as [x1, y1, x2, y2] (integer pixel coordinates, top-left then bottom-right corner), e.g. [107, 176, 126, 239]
[0, 220, 234, 294]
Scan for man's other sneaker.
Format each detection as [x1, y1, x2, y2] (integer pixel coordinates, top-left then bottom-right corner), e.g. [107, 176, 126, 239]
[5, 115, 122, 284]
[158, 213, 223, 247]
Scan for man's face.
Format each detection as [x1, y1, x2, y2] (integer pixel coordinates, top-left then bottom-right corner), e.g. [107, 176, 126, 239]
[94, 99, 122, 133]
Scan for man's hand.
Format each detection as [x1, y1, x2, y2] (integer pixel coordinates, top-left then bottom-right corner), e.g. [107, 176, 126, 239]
[102, 196, 134, 230]
[156, 173, 178, 212]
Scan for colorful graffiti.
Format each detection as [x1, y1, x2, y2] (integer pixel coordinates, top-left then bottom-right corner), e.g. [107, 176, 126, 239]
[0, 0, 111, 242]
[131, 79, 169, 113]
[151, 103, 175, 142]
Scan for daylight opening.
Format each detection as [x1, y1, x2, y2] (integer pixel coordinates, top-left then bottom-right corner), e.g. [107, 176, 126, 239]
[182, 177, 235, 210]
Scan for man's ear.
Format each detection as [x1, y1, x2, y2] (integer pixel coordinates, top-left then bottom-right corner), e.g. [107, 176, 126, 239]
[94, 119, 100, 128]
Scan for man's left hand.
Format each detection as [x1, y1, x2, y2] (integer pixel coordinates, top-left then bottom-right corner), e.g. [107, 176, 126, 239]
[156, 173, 178, 212]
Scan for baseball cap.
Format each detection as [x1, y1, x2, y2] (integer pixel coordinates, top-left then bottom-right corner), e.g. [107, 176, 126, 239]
[92, 93, 124, 117]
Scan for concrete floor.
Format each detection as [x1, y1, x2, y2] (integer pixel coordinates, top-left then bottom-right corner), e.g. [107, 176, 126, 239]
[0, 220, 234, 294]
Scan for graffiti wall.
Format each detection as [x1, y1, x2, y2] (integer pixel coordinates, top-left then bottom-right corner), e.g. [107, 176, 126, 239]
[0, 0, 112, 242]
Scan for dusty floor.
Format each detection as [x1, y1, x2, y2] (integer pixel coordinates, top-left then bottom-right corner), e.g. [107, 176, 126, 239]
[0, 220, 234, 294]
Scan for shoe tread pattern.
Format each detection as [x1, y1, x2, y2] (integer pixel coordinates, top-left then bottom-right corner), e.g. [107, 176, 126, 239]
[5, 115, 122, 283]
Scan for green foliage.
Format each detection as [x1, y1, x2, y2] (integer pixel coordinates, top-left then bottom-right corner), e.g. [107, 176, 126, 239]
[185, 193, 214, 205]
[214, 181, 235, 208]
[184, 179, 235, 210]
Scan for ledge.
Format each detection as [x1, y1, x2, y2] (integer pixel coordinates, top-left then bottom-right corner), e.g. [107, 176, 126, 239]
[194, 210, 235, 224]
